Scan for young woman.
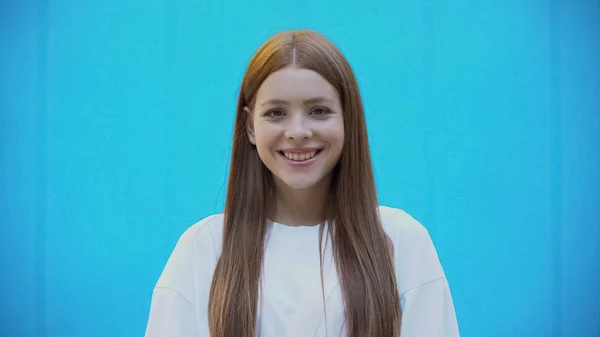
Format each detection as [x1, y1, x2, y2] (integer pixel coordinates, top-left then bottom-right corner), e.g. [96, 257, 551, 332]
[144, 29, 459, 337]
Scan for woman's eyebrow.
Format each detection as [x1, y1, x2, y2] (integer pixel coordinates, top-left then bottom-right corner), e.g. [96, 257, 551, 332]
[260, 96, 334, 107]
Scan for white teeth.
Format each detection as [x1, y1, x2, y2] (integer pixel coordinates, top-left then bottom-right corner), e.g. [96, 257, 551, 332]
[283, 151, 318, 161]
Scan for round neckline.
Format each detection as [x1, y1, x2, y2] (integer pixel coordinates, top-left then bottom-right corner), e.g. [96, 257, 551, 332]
[268, 219, 327, 230]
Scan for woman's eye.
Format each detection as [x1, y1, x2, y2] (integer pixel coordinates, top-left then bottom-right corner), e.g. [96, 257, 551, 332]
[266, 109, 284, 117]
[311, 107, 330, 116]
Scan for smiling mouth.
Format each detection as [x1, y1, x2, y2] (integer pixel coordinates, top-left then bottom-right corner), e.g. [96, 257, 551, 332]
[277, 149, 323, 162]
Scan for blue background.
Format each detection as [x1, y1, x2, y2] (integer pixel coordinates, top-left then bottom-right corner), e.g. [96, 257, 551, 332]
[1, 0, 599, 336]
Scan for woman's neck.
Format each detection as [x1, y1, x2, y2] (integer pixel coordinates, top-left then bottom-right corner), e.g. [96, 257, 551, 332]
[270, 176, 331, 227]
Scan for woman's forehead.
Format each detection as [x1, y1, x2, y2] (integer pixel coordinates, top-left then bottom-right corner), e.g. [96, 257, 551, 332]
[254, 67, 340, 106]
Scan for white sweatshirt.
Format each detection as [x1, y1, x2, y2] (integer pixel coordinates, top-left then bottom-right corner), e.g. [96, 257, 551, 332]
[144, 206, 460, 337]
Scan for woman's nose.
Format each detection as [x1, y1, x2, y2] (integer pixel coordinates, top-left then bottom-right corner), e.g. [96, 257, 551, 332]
[284, 115, 312, 141]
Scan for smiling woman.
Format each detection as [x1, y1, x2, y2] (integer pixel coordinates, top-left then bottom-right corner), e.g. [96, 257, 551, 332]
[246, 67, 344, 197]
[144, 29, 460, 337]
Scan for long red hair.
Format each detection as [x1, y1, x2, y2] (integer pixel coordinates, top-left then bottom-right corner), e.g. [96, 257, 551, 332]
[208, 29, 401, 337]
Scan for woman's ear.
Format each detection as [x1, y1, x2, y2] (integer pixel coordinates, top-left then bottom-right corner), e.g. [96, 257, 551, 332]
[244, 106, 256, 145]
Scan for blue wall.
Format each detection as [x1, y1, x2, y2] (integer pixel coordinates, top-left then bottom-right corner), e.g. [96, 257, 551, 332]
[1, 1, 599, 336]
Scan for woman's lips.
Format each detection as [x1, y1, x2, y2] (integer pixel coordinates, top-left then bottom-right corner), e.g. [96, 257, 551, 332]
[277, 149, 322, 167]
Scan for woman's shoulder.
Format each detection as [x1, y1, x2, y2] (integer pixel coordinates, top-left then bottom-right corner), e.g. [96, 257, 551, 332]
[377, 205, 446, 296]
[166, 212, 225, 259]
[377, 205, 427, 236]
[154, 213, 225, 293]
[180, 212, 225, 246]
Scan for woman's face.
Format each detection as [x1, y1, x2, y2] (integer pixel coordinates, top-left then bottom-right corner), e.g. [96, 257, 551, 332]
[246, 66, 344, 191]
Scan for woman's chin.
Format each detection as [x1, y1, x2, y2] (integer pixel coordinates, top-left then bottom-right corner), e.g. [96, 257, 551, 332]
[272, 171, 331, 191]
[282, 180, 318, 190]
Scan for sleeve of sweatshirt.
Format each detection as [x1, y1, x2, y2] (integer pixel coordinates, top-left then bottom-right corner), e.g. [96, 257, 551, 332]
[145, 286, 199, 337]
[144, 214, 221, 337]
[400, 277, 460, 337]
[380, 206, 460, 337]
